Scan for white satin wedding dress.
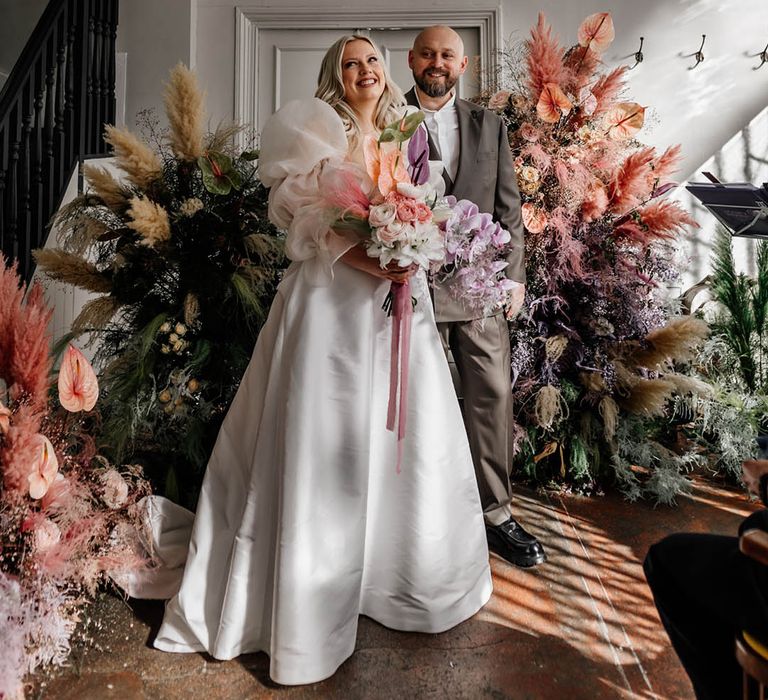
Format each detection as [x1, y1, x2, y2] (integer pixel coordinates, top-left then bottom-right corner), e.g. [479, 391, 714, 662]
[127, 99, 492, 685]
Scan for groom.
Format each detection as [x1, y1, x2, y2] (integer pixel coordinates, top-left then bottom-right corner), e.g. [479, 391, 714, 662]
[405, 25, 546, 568]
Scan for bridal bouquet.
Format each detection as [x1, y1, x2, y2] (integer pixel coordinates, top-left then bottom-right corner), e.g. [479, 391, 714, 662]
[324, 112, 448, 471]
[326, 111, 447, 277]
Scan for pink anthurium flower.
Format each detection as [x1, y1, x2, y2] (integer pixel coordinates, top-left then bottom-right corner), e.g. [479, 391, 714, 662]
[58, 344, 99, 412]
[0, 400, 10, 434]
[28, 434, 59, 500]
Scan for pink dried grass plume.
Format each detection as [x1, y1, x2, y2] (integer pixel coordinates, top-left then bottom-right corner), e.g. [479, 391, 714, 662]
[653, 145, 683, 183]
[321, 165, 371, 220]
[0, 259, 53, 410]
[581, 179, 610, 223]
[608, 147, 656, 215]
[639, 200, 698, 240]
[546, 207, 574, 239]
[526, 13, 569, 101]
[564, 46, 600, 92]
[521, 143, 552, 174]
[554, 234, 588, 282]
[1, 403, 43, 496]
[591, 66, 628, 116]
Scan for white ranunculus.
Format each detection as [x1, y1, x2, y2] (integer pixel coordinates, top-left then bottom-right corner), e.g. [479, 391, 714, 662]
[368, 203, 397, 228]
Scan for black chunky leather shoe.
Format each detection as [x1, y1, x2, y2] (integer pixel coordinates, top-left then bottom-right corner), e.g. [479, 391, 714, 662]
[486, 517, 547, 568]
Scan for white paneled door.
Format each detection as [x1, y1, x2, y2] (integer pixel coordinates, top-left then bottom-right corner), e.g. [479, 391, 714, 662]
[256, 27, 481, 133]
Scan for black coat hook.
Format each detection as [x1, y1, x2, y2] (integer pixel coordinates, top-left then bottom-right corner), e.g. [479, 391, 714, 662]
[753, 42, 768, 69]
[629, 37, 644, 69]
[683, 34, 706, 69]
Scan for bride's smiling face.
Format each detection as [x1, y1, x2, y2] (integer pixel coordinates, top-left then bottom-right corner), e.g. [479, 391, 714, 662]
[340, 39, 385, 110]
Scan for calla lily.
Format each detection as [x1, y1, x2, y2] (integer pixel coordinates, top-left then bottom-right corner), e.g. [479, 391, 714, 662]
[28, 434, 59, 500]
[58, 344, 99, 412]
[0, 400, 10, 434]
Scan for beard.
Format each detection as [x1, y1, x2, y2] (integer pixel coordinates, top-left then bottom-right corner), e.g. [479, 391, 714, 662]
[413, 69, 458, 98]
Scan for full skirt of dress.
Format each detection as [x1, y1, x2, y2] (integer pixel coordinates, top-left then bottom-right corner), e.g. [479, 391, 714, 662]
[150, 261, 492, 685]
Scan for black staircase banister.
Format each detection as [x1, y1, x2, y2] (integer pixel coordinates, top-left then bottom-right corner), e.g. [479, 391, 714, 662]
[0, 0, 118, 283]
[0, 0, 68, 112]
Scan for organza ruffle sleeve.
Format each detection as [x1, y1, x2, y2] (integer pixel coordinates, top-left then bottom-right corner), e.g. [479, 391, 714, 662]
[259, 98, 357, 286]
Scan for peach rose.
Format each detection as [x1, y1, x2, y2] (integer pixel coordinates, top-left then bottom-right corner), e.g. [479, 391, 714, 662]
[488, 90, 511, 111]
[415, 202, 432, 223]
[395, 198, 419, 223]
[519, 122, 539, 142]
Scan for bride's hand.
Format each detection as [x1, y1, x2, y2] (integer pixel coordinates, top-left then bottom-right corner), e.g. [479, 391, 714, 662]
[341, 245, 417, 282]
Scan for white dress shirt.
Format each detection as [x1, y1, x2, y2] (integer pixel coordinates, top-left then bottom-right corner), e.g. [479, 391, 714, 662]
[416, 91, 460, 182]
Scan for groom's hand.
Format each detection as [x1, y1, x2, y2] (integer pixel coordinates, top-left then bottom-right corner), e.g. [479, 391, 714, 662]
[504, 283, 526, 320]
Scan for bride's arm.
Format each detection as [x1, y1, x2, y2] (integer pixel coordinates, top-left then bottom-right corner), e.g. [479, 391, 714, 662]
[340, 244, 416, 283]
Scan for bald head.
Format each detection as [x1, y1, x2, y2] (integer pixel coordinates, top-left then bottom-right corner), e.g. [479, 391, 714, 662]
[413, 25, 465, 57]
[409, 25, 468, 107]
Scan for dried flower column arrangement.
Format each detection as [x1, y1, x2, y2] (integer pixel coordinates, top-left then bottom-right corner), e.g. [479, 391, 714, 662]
[0, 258, 152, 699]
[481, 13, 710, 502]
[35, 65, 286, 507]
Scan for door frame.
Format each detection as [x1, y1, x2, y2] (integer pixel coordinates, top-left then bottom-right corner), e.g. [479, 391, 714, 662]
[234, 6, 503, 142]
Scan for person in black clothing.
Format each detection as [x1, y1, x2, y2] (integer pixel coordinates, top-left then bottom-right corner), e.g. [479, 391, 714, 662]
[644, 459, 768, 700]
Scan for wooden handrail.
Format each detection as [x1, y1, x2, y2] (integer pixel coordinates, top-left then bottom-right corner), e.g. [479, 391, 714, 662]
[0, 0, 118, 282]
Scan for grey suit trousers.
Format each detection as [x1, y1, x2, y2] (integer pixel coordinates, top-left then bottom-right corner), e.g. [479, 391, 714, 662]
[437, 313, 514, 526]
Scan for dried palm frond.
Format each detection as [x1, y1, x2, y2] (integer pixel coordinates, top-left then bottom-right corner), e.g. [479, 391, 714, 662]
[53, 212, 108, 256]
[244, 233, 283, 259]
[579, 371, 606, 392]
[72, 296, 122, 333]
[599, 395, 619, 441]
[82, 164, 131, 210]
[206, 122, 247, 154]
[33, 249, 112, 293]
[631, 316, 709, 369]
[622, 377, 675, 416]
[612, 360, 638, 393]
[104, 125, 163, 189]
[666, 373, 713, 398]
[535, 384, 568, 429]
[126, 196, 171, 247]
[164, 63, 205, 161]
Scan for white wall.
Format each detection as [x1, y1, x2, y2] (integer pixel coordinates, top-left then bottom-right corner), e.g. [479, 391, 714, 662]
[116, 0, 196, 131]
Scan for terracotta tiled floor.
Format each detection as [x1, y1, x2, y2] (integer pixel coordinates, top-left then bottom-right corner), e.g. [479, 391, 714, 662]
[34, 478, 759, 699]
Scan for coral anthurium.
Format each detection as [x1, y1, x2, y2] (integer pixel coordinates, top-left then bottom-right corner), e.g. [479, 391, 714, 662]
[28, 434, 59, 499]
[0, 400, 10, 434]
[536, 83, 573, 123]
[58, 344, 99, 412]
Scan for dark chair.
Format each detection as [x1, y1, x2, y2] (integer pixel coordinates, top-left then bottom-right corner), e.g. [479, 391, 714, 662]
[737, 528, 768, 699]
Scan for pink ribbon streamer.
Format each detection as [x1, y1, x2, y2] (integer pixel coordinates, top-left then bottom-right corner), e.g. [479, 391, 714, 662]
[386, 280, 413, 474]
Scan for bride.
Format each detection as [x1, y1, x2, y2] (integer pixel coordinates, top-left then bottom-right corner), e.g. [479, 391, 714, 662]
[145, 34, 492, 685]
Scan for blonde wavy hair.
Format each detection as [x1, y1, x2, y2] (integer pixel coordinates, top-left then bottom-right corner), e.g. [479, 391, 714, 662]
[315, 35, 405, 144]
